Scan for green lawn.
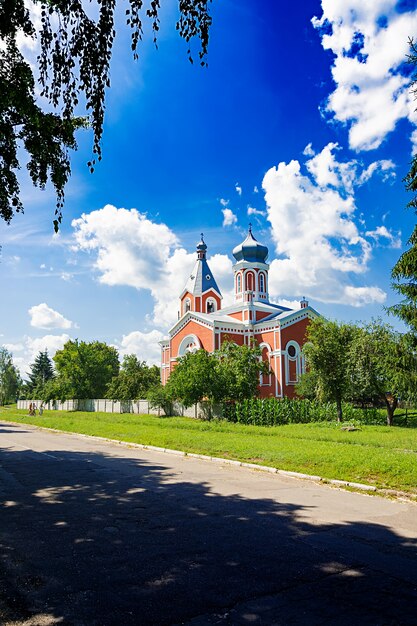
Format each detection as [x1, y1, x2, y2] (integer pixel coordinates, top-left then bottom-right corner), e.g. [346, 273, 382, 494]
[1, 406, 417, 495]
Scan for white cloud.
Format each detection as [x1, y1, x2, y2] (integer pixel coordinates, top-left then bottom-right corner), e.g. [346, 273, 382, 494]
[247, 206, 266, 217]
[40, 263, 46, 269]
[235, 183, 242, 196]
[72, 205, 233, 328]
[3, 342, 25, 353]
[10, 333, 71, 377]
[358, 159, 396, 184]
[303, 143, 315, 157]
[270, 298, 302, 310]
[263, 143, 387, 306]
[29, 303, 74, 330]
[313, 1, 417, 150]
[60, 272, 73, 282]
[343, 286, 386, 307]
[220, 198, 229, 207]
[116, 330, 165, 365]
[253, 186, 259, 193]
[222, 208, 238, 227]
[206, 253, 234, 307]
[365, 225, 401, 248]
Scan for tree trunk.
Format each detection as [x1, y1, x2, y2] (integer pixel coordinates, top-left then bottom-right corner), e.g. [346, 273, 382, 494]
[336, 396, 343, 423]
[385, 396, 398, 426]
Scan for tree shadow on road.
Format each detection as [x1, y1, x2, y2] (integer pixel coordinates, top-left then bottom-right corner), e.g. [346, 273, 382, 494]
[0, 438, 416, 625]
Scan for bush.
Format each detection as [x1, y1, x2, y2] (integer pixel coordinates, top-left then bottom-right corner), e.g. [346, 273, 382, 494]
[147, 384, 174, 416]
[222, 398, 381, 426]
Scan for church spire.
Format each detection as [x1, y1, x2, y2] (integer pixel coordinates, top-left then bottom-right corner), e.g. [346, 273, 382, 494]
[179, 234, 222, 317]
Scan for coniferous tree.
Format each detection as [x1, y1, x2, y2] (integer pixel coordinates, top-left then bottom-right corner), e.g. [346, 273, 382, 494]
[391, 227, 417, 335]
[27, 350, 55, 394]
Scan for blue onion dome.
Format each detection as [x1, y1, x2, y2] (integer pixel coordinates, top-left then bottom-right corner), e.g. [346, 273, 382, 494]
[196, 233, 207, 253]
[232, 225, 269, 263]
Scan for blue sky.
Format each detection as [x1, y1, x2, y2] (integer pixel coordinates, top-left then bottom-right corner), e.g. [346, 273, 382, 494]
[2, 0, 417, 375]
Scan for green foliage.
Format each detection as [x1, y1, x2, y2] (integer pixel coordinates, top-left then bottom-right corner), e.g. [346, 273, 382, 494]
[147, 384, 175, 416]
[167, 349, 220, 410]
[348, 320, 417, 425]
[0, 347, 21, 405]
[295, 369, 320, 400]
[222, 397, 380, 427]
[301, 318, 357, 421]
[167, 341, 269, 414]
[215, 340, 270, 402]
[106, 354, 159, 401]
[45, 339, 120, 400]
[390, 226, 417, 334]
[26, 349, 54, 396]
[1, 0, 213, 229]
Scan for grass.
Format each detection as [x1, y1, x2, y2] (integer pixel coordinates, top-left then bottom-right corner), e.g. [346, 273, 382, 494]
[1, 405, 417, 495]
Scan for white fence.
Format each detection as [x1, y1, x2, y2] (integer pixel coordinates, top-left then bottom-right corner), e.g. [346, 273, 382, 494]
[16, 399, 213, 418]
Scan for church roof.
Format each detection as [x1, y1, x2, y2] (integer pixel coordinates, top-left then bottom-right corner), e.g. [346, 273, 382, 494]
[181, 235, 222, 298]
[232, 225, 269, 264]
[183, 257, 221, 297]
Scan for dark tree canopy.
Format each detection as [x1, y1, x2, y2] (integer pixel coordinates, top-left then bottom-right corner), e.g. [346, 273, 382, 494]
[26, 349, 55, 393]
[106, 354, 160, 401]
[1, 0, 213, 230]
[44, 339, 120, 400]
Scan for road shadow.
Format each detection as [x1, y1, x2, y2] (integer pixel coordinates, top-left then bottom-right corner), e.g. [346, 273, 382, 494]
[0, 438, 416, 625]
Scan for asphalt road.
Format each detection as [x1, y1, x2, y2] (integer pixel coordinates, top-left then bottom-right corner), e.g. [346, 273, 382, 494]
[0, 420, 416, 626]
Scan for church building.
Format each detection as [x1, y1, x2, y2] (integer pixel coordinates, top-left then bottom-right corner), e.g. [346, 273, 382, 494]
[160, 228, 319, 398]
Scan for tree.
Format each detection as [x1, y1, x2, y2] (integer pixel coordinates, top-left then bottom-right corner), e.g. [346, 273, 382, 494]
[0, 347, 21, 405]
[47, 339, 120, 400]
[301, 318, 356, 422]
[1, 0, 213, 230]
[390, 40, 417, 335]
[215, 340, 270, 403]
[167, 341, 270, 417]
[26, 349, 54, 395]
[167, 349, 221, 414]
[106, 354, 160, 401]
[348, 321, 416, 426]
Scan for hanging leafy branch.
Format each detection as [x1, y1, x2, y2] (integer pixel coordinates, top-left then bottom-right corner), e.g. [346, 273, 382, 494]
[0, 0, 213, 231]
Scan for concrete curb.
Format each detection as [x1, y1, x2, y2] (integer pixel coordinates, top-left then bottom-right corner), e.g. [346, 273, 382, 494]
[2, 419, 379, 494]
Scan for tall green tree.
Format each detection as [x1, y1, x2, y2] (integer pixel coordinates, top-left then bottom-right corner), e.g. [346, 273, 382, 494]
[0, 347, 21, 405]
[390, 40, 417, 335]
[167, 341, 270, 416]
[26, 349, 54, 394]
[167, 349, 220, 413]
[1, 0, 213, 230]
[215, 340, 270, 403]
[348, 321, 416, 426]
[44, 339, 120, 400]
[106, 354, 160, 401]
[301, 318, 356, 422]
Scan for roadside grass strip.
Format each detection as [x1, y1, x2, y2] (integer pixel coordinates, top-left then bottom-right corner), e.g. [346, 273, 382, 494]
[1, 407, 417, 497]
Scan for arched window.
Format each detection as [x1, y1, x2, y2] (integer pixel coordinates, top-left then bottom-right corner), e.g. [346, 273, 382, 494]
[184, 298, 191, 314]
[259, 345, 271, 386]
[245, 272, 254, 291]
[207, 299, 216, 314]
[259, 273, 265, 293]
[236, 274, 242, 293]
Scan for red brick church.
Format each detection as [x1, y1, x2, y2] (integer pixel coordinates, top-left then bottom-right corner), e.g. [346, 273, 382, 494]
[160, 228, 319, 398]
